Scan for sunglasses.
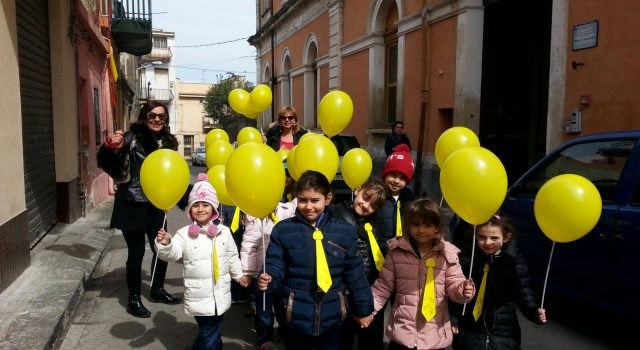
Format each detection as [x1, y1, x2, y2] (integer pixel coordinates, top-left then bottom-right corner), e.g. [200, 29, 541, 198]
[147, 112, 167, 121]
[280, 115, 295, 121]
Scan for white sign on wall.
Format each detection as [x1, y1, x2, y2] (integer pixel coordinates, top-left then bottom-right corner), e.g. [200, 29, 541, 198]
[572, 20, 599, 51]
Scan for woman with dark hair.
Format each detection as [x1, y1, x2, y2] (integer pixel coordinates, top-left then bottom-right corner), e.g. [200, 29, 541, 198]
[264, 106, 308, 151]
[97, 100, 182, 318]
[384, 121, 412, 157]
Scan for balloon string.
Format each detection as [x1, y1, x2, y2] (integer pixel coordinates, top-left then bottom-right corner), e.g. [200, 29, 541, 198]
[461, 224, 477, 316]
[151, 212, 168, 287]
[439, 196, 444, 208]
[261, 219, 266, 312]
[541, 241, 555, 309]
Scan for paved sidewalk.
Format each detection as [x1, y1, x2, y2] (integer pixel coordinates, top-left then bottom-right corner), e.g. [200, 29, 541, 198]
[0, 199, 114, 349]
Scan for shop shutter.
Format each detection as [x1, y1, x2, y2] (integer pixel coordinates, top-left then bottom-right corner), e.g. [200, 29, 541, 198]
[16, 0, 57, 244]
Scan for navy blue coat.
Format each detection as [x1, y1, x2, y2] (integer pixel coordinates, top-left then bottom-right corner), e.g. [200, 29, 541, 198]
[265, 210, 374, 336]
[376, 187, 414, 239]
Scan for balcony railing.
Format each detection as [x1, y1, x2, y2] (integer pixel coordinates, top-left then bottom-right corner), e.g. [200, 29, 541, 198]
[142, 46, 173, 61]
[138, 87, 173, 102]
[111, 0, 152, 56]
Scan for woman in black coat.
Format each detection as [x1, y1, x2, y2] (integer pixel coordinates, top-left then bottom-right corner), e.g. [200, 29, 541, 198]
[264, 105, 308, 151]
[97, 100, 182, 318]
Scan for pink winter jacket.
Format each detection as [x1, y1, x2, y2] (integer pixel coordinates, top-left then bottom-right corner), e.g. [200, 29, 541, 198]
[240, 200, 296, 277]
[372, 237, 470, 349]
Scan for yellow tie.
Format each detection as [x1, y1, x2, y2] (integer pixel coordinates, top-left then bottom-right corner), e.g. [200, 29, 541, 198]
[212, 236, 219, 282]
[473, 263, 490, 321]
[313, 229, 332, 292]
[364, 223, 385, 271]
[270, 212, 279, 224]
[395, 201, 402, 237]
[421, 258, 436, 321]
[230, 207, 240, 233]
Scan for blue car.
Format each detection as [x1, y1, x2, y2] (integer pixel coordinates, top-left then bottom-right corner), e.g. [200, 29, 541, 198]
[452, 131, 640, 321]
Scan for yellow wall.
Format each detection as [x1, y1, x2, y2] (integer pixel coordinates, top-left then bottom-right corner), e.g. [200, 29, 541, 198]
[0, 0, 27, 224]
[49, 0, 79, 182]
[176, 82, 211, 149]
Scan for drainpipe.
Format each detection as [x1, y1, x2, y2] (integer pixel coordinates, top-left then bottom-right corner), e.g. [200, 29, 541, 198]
[414, 3, 431, 197]
[270, 0, 277, 123]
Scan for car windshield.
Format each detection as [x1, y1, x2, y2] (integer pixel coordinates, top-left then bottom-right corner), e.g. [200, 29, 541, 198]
[330, 135, 360, 156]
[196, 148, 206, 153]
[513, 139, 636, 202]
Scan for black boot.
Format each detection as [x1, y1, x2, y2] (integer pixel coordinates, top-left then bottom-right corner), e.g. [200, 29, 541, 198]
[150, 287, 182, 304]
[126, 293, 151, 318]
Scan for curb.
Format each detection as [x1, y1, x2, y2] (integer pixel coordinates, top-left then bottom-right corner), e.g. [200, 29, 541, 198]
[0, 198, 115, 349]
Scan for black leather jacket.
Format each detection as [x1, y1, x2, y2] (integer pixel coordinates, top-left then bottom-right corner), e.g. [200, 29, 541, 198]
[97, 123, 178, 202]
[265, 125, 308, 151]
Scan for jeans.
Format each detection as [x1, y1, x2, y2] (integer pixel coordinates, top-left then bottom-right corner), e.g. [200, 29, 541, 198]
[193, 315, 223, 350]
[285, 326, 342, 350]
[255, 285, 287, 345]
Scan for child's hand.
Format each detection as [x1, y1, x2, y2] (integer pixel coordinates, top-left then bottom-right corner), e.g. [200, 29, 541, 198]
[257, 273, 272, 291]
[354, 314, 374, 328]
[451, 325, 459, 335]
[239, 275, 252, 288]
[462, 279, 475, 300]
[156, 228, 172, 245]
[538, 308, 547, 324]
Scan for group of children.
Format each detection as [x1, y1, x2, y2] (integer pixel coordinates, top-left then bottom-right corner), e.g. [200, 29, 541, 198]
[155, 144, 547, 350]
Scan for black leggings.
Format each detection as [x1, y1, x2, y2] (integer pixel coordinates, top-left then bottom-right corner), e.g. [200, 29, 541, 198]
[122, 228, 168, 294]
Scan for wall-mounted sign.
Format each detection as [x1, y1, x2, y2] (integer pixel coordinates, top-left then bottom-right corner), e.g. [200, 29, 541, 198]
[572, 20, 599, 51]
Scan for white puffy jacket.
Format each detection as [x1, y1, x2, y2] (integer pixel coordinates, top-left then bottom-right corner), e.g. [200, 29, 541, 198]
[240, 200, 296, 277]
[157, 224, 243, 316]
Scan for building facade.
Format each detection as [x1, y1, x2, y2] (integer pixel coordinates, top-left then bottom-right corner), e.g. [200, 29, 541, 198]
[0, 0, 152, 293]
[250, 0, 640, 196]
[175, 82, 213, 159]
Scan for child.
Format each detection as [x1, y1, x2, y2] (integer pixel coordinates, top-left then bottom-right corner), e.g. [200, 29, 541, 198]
[450, 214, 547, 350]
[329, 177, 387, 350]
[378, 144, 415, 239]
[362, 198, 475, 350]
[241, 161, 297, 350]
[156, 174, 250, 350]
[258, 170, 374, 350]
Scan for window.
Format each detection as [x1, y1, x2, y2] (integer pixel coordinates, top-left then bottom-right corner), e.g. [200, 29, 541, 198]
[94, 88, 102, 146]
[385, 44, 398, 123]
[153, 36, 168, 48]
[514, 139, 636, 203]
[183, 135, 194, 157]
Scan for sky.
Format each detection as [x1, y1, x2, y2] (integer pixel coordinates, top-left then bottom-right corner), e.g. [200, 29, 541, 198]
[152, 0, 257, 83]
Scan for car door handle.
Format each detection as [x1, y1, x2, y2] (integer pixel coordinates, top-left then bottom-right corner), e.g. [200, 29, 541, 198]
[613, 233, 624, 241]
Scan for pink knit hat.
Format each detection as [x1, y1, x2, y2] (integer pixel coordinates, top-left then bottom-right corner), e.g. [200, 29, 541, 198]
[381, 144, 415, 182]
[187, 173, 220, 221]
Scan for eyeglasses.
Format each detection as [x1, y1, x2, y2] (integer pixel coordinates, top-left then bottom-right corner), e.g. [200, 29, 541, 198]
[280, 115, 295, 121]
[147, 112, 167, 121]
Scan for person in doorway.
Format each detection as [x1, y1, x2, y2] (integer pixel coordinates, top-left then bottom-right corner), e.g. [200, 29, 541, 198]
[97, 100, 182, 318]
[156, 173, 250, 350]
[384, 121, 412, 157]
[450, 214, 547, 350]
[264, 106, 308, 151]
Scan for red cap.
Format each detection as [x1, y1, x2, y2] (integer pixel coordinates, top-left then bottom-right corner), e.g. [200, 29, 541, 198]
[381, 144, 414, 182]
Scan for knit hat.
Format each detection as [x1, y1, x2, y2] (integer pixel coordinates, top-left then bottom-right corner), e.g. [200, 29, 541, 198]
[381, 144, 415, 182]
[187, 173, 220, 222]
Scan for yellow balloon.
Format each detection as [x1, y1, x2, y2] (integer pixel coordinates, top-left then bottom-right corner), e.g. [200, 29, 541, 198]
[206, 141, 234, 168]
[205, 129, 229, 149]
[249, 84, 272, 113]
[299, 131, 319, 143]
[318, 90, 353, 137]
[207, 165, 234, 206]
[286, 145, 302, 180]
[237, 127, 263, 145]
[276, 148, 289, 162]
[292, 135, 339, 182]
[435, 126, 480, 167]
[341, 148, 372, 190]
[140, 149, 190, 211]
[440, 146, 507, 225]
[243, 110, 261, 119]
[228, 88, 250, 115]
[534, 174, 602, 243]
[225, 143, 285, 218]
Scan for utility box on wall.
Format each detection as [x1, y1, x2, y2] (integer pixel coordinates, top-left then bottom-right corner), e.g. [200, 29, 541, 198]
[566, 109, 582, 133]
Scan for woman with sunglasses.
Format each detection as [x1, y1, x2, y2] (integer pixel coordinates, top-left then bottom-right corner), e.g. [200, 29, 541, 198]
[97, 100, 182, 318]
[264, 105, 308, 151]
